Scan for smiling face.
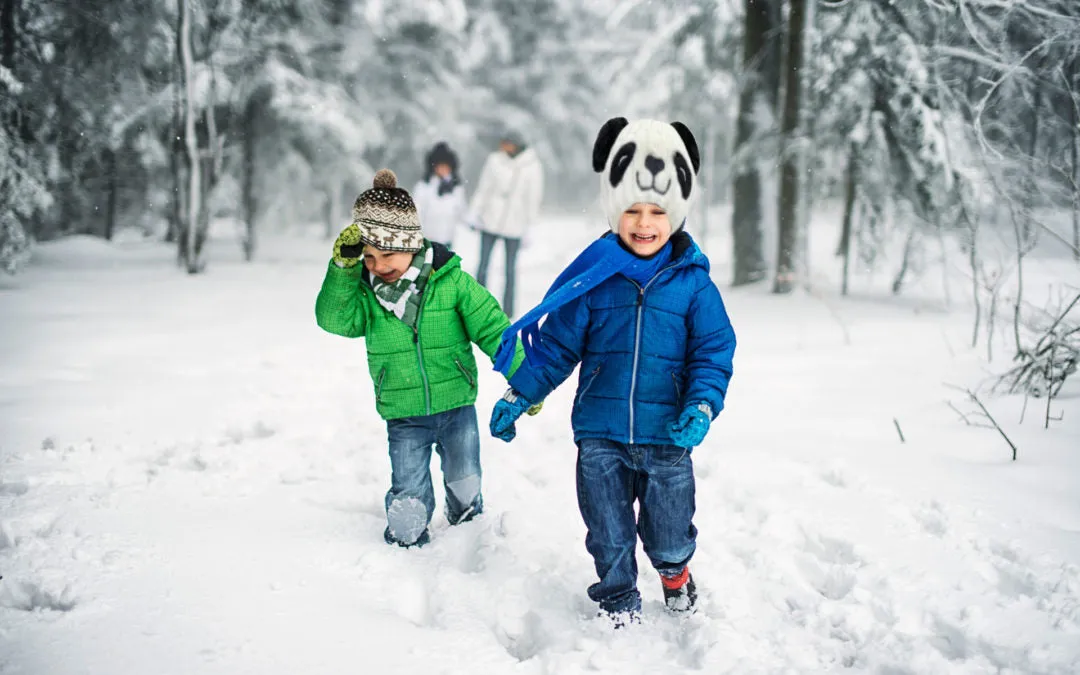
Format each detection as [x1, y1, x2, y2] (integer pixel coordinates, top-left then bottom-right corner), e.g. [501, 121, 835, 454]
[617, 202, 672, 257]
[363, 245, 414, 283]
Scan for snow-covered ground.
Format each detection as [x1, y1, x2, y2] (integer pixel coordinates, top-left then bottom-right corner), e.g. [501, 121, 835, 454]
[1, 214, 1078, 674]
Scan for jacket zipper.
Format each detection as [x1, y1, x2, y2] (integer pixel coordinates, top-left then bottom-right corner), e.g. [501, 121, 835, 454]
[454, 358, 475, 388]
[627, 262, 681, 444]
[413, 301, 431, 415]
[375, 368, 387, 404]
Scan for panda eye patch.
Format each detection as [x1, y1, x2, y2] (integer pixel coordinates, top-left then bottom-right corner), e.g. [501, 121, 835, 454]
[610, 142, 636, 187]
[673, 152, 693, 199]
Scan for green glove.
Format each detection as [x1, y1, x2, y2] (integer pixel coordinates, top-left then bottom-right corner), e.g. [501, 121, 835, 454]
[333, 224, 365, 268]
[526, 401, 544, 416]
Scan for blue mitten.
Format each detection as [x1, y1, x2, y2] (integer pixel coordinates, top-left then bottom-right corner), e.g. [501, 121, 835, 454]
[669, 403, 713, 448]
[489, 389, 533, 442]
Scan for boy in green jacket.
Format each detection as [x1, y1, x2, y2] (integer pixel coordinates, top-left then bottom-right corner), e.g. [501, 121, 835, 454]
[316, 169, 526, 548]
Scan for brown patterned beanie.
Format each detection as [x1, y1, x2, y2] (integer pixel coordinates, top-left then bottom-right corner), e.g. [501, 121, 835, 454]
[351, 169, 424, 252]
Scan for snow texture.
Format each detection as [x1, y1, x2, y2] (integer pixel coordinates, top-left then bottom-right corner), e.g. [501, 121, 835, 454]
[1, 214, 1078, 674]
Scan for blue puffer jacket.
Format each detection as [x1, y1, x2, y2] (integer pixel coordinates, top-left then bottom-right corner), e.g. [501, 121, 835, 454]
[509, 232, 735, 446]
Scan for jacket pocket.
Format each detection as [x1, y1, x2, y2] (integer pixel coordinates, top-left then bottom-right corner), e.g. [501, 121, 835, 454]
[672, 371, 682, 404]
[454, 358, 476, 388]
[375, 367, 387, 404]
[576, 363, 603, 404]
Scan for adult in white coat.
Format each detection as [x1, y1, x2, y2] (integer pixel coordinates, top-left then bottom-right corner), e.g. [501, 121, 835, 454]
[412, 142, 469, 250]
[468, 131, 544, 317]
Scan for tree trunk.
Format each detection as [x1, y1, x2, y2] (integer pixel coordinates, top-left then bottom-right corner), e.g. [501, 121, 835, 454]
[1071, 80, 1079, 263]
[178, 0, 203, 274]
[1, 0, 16, 133]
[838, 146, 857, 296]
[324, 181, 343, 241]
[1013, 85, 1042, 350]
[167, 28, 184, 246]
[891, 227, 917, 295]
[773, 0, 806, 294]
[0, 0, 15, 78]
[242, 98, 258, 261]
[731, 0, 781, 287]
[105, 148, 118, 241]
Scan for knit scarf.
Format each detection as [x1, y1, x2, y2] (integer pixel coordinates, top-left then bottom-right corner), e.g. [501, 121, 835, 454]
[369, 243, 434, 329]
[493, 233, 674, 375]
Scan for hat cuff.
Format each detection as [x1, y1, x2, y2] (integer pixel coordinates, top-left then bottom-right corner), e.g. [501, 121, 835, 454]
[356, 219, 424, 252]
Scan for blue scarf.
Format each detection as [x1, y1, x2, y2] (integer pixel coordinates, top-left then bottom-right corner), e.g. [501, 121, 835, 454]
[493, 234, 674, 375]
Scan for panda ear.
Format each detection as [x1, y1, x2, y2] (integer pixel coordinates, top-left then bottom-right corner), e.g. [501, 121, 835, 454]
[592, 117, 629, 172]
[671, 121, 700, 173]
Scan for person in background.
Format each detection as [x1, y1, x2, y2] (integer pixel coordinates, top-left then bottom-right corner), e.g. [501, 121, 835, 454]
[467, 130, 544, 318]
[412, 142, 469, 250]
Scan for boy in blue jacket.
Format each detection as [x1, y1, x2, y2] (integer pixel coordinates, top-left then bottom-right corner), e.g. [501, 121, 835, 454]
[488, 118, 736, 622]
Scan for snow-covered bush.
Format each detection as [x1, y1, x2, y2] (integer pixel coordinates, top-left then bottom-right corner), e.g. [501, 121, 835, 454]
[0, 213, 32, 275]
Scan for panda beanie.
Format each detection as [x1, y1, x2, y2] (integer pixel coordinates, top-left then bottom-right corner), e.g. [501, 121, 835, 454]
[493, 118, 701, 376]
[592, 118, 701, 233]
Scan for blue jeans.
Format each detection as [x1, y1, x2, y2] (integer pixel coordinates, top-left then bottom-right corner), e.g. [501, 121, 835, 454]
[475, 232, 521, 317]
[384, 405, 483, 545]
[576, 438, 697, 614]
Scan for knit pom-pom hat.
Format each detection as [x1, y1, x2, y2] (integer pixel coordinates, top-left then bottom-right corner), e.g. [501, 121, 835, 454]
[351, 169, 424, 252]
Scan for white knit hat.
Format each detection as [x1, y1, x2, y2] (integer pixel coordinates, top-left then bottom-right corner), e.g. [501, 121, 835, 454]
[591, 118, 701, 233]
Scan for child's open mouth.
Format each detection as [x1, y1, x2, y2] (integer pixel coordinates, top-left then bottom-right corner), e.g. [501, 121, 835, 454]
[632, 233, 657, 243]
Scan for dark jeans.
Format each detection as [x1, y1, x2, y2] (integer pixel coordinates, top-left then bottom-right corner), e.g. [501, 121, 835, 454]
[475, 232, 521, 317]
[576, 438, 697, 614]
[384, 405, 483, 545]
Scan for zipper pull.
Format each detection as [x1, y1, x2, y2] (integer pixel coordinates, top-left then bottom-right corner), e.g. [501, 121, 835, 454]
[637, 288, 644, 306]
[413, 328, 419, 344]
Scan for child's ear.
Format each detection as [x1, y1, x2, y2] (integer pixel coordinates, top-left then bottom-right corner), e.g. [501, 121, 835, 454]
[592, 117, 629, 172]
[670, 121, 700, 173]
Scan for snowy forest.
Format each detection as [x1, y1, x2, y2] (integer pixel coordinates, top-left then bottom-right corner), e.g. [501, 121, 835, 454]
[1, 0, 1076, 280]
[4, 2, 1080, 672]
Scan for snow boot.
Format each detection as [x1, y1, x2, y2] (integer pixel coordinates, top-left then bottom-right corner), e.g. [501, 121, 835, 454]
[383, 526, 430, 549]
[602, 609, 642, 630]
[660, 567, 697, 614]
[385, 496, 428, 547]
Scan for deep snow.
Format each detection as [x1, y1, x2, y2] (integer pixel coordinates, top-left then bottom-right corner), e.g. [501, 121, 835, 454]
[1, 215, 1078, 674]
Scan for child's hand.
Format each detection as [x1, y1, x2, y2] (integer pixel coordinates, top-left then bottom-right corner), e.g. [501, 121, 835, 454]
[669, 403, 712, 448]
[333, 224, 365, 268]
[489, 389, 534, 442]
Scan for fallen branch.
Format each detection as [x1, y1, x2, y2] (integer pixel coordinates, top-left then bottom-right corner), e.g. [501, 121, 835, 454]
[944, 383, 1018, 461]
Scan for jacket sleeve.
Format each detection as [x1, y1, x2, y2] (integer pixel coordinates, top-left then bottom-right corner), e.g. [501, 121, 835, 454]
[526, 159, 544, 226]
[412, 180, 428, 217]
[468, 155, 495, 224]
[453, 185, 470, 227]
[508, 295, 589, 404]
[456, 269, 525, 375]
[315, 260, 370, 338]
[684, 274, 735, 416]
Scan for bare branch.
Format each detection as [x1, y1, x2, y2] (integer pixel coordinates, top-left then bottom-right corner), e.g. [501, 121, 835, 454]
[944, 384, 1019, 460]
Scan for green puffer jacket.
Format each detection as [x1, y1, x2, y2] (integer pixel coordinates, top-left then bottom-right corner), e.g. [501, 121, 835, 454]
[315, 242, 523, 420]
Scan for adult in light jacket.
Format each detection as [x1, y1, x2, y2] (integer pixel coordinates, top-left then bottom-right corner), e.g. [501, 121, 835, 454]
[468, 130, 544, 318]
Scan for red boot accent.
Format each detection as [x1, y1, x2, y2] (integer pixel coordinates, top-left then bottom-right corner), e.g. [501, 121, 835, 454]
[660, 566, 690, 590]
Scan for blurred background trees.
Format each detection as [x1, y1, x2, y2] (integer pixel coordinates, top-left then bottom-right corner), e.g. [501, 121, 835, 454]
[1, 0, 1077, 285]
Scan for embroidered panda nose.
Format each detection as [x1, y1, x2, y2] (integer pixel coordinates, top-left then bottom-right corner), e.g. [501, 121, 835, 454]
[644, 155, 665, 175]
